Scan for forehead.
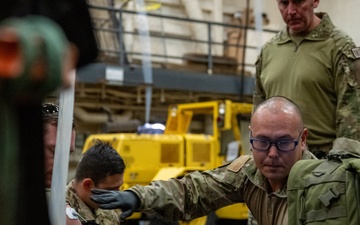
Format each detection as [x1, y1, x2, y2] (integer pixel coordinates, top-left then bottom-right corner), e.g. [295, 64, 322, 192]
[97, 173, 124, 189]
[251, 109, 300, 135]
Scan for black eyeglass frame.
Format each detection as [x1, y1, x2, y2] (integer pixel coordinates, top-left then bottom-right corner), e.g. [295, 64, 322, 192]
[42, 103, 59, 117]
[249, 130, 303, 152]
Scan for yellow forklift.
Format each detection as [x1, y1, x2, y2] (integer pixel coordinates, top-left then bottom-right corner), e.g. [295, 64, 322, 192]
[82, 100, 253, 225]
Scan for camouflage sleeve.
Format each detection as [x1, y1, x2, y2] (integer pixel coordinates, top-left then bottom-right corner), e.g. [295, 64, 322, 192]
[335, 45, 360, 140]
[253, 52, 266, 109]
[96, 210, 120, 225]
[129, 167, 244, 221]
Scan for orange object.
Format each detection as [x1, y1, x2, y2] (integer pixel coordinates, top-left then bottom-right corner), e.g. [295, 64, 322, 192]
[0, 28, 23, 78]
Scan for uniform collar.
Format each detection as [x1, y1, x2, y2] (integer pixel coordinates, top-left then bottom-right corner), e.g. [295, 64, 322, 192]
[276, 12, 334, 44]
[67, 180, 97, 221]
[302, 149, 316, 159]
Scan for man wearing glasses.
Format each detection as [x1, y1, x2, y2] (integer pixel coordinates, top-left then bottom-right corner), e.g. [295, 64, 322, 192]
[90, 96, 315, 225]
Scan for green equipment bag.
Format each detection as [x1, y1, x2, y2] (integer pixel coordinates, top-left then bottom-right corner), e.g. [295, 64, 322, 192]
[287, 155, 360, 225]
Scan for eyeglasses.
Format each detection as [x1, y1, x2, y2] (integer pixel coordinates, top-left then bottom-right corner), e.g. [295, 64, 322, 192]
[42, 103, 59, 117]
[42, 103, 76, 129]
[249, 131, 303, 152]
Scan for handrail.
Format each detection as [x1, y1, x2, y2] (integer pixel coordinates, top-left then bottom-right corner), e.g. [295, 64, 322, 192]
[88, 3, 278, 33]
[87, 3, 279, 75]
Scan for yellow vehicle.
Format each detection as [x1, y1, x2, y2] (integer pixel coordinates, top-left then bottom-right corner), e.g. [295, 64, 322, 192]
[82, 100, 253, 225]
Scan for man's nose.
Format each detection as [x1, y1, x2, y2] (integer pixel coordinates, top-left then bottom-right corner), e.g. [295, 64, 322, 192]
[267, 144, 279, 158]
[287, 2, 298, 14]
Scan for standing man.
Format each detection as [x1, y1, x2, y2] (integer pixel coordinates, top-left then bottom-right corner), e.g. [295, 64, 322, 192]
[90, 96, 315, 225]
[254, 0, 360, 158]
[42, 102, 80, 225]
[66, 141, 126, 225]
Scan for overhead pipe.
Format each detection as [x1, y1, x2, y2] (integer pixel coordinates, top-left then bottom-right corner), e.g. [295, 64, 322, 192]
[239, 0, 250, 102]
[50, 70, 76, 225]
[74, 106, 133, 124]
[135, 0, 153, 123]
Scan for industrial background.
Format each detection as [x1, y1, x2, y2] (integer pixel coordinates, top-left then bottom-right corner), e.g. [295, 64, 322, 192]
[50, 0, 360, 182]
[0, 1, 357, 224]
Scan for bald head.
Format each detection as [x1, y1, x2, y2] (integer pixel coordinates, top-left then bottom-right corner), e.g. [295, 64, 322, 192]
[251, 96, 304, 130]
[250, 96, 307, 191]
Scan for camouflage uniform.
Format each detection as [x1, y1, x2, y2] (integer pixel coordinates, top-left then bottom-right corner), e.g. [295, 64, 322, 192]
[129, 151, 314, 225]
[254, 12, 360, 158]
[66, 180, 120, 225]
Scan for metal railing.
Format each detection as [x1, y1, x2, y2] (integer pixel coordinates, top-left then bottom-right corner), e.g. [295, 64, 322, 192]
[87, 3, 278, 76]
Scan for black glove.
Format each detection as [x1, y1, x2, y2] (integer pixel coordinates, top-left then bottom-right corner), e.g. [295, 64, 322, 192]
[91, 190, 140, 220]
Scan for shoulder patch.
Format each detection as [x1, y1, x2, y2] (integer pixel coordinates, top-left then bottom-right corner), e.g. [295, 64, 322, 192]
[227, 155, 251, 173]
[352, 47, 360, 59]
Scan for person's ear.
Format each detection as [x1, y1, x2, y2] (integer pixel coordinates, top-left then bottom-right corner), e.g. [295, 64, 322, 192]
[82, 178, 95, 191]
[301, 128, 308, 148]
[312, 0, 319, 8]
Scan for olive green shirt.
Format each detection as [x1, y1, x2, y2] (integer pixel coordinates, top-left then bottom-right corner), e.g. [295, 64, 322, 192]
[65, 180, 120, 225]
[254, 12, 360, 151]
[130, 151, 314, 225]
